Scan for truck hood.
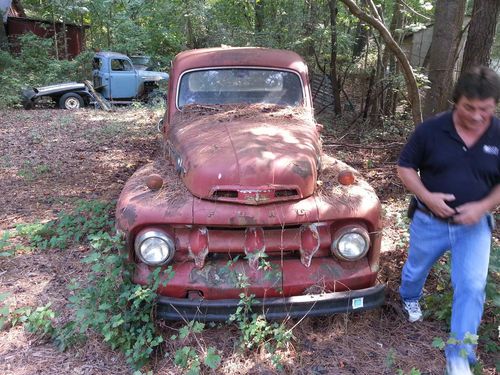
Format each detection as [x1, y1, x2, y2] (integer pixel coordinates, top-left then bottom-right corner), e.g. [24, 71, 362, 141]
[138, 70, 169, 82]
[168, 105, 320, 204]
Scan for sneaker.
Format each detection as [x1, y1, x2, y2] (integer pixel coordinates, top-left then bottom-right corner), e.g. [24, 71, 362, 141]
[402, 300, 423, 322]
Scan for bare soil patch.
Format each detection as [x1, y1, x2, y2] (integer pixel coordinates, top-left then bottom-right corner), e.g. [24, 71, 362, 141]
[0, 108, 496, 374]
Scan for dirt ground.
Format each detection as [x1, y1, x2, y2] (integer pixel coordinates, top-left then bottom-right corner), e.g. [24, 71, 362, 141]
[0, 108, 497, 374]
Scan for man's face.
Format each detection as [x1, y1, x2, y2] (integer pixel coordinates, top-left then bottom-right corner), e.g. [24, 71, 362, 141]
[454, 96, 496, 130]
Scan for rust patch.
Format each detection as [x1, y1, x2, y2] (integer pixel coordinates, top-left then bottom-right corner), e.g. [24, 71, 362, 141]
[121, 205, 137, 228]
[124, 159, 191, 209]
[229, 215, 257, 226]
[291, 159, 313, 179]
[317, 262, 345, 279]
[190, 262, 238, 287]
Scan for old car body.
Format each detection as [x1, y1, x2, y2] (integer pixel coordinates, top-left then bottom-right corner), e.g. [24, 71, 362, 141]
[22, 51, 169, 109]
[115, 47, 385, 321]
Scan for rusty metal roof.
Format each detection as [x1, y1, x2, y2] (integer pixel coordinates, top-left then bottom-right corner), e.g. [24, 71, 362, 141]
[172, 47, 308, 74]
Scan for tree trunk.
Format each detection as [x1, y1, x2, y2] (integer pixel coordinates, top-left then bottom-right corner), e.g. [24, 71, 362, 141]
[107, 5, 112, 49]
[329, 0, 342, 115]
[255, 0, 264, 33]
[461, 0, 500, 74]
[351, 0, 368, 60]
[51, 4, 59, 60]
[0, 8, 8, 51]
[302, 0, 317, 58]
[339, 0, 423, 125]
[63, 20, 68, 59]
[423, 0, 466, 119]
[382, 0, 403, 117]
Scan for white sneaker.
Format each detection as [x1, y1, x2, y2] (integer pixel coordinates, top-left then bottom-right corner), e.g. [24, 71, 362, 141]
[402, 300, 423, 322]
[446, 359, 472, 375]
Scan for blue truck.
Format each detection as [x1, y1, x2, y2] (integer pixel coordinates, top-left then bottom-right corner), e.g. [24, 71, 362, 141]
[22, 51, 169, 110]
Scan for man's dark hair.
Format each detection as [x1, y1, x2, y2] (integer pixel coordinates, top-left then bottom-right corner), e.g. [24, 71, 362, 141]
[452, 66, 500, 104]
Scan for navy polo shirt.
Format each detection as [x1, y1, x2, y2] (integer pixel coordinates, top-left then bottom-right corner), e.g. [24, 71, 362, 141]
[398, 111, 500, 208]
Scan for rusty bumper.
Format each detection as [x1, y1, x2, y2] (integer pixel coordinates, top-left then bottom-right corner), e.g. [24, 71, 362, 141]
[156, 284, 385, 321]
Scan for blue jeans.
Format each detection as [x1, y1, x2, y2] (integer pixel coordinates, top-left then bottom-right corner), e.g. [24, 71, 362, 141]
[399, 210, 491, 364]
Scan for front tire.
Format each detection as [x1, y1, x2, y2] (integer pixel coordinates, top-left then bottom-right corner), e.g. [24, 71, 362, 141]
[59, 93, 84, 109]
[147, 91, 166, 107]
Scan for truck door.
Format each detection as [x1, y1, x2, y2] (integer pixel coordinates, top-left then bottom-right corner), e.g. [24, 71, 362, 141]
[108, 58, 138, 99]
[92, 56, 110, 97]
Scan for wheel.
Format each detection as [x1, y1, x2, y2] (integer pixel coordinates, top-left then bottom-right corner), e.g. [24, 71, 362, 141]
[147, 91, 166, 107]
[22, 100, 34, 110]
[59, 93, 84, 109]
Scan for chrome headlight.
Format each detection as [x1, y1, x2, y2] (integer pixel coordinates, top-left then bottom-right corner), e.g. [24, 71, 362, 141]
[332, 226, 370, 261]
[134, 230, 175, 266]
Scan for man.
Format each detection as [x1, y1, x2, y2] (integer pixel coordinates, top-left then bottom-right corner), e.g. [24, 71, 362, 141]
[397, 66, 500, 375]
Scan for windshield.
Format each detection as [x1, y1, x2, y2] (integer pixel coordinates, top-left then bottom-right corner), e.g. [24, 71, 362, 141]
[178, 68, 304, 108]
[130, 56, 150, 65]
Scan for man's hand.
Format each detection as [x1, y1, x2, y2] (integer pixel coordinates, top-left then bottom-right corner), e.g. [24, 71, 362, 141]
[453, 201, 488, 225]
[421, 193, 456, 218]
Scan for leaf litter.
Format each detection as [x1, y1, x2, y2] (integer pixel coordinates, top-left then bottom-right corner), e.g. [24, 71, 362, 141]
[0, 108, 497, 374]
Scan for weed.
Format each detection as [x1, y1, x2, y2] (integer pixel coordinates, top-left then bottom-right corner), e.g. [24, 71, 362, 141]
[425, 254, 453, 324]
[84, 121, 128, 144]
[0, 292, 10, 330]
[24, 304, 57, 337]
[396, 368, 421, 375]
[432, 332, 479, 358]
[28, 129, 44, 144]
[426, 245, 499, 356]
[170, 321, 221, 374]
[57, 115, 74, 128]
[0, 155, 12, 168]
[8, 201, 169, 370]
[385, 348, 396, 370]
[0, 231, 14, 257]
[64, 231, 172, 370]
[16, 200, 114, 250]
[229, 293, 292, 370]
[7, 303, 57, 339]
[17, 161, 51, 181]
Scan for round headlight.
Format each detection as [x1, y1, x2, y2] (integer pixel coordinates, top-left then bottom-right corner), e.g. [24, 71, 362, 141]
[332, 226, 370, 261]
[134, 230, 175, 266]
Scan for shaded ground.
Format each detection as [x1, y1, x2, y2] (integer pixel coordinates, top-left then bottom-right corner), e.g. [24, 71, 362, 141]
[0, 108, 497, 374]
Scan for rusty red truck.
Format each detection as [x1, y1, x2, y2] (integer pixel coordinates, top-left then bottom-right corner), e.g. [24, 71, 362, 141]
[116, 47, 385, 321]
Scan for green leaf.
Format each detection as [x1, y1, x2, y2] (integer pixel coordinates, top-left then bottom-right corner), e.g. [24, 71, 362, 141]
[82, 252, 100, 263]
[179, 325, 190, 339]
[432, 337, 445, 350]
[192, 321, 204, 333]
[0, 306, 10, 315]
[203, 347, 221, 369]
[463, 332, 478, 345]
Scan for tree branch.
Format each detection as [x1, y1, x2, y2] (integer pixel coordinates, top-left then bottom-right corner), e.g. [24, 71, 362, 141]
[399, 0, 431, 21]
[339, 0, 423, 125]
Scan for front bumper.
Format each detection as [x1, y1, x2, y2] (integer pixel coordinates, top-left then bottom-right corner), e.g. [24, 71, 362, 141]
[156, 283, 385, 321]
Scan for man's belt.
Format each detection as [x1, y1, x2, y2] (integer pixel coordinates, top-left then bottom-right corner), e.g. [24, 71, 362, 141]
[415, 202, 457, 223]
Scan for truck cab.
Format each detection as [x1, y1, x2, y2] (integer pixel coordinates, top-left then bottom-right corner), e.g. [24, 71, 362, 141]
[92, 51, 169, 102]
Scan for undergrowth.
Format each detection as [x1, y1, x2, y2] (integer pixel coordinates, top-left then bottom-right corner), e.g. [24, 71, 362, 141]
[0, 34, 93, 108]
[7, 200, 497, 372]
[16, 200, 114, 250]
[425, 243, 499, 369]
[3, 199, 291, 373]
